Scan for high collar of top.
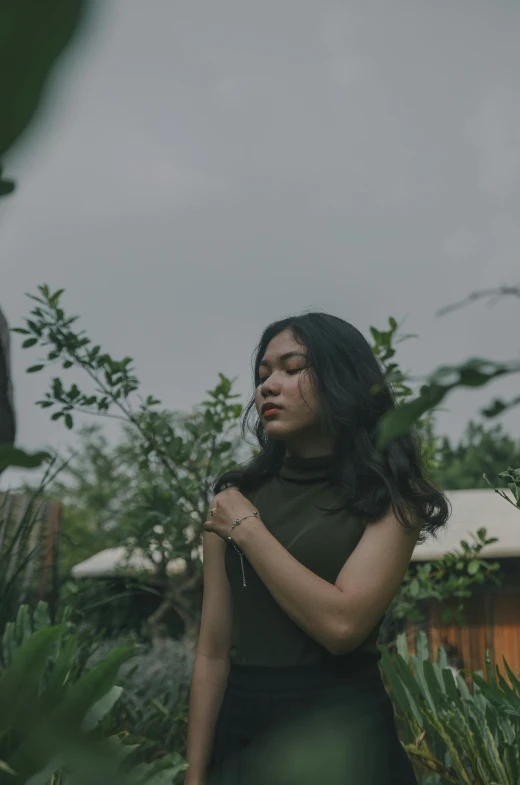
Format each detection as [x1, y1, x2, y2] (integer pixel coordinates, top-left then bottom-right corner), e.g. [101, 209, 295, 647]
[278, 453, 334, 483]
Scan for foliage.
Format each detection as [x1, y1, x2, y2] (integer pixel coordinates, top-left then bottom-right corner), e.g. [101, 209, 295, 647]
[86, 636, 195, 764]
[368, 316, 444, 476]
[17, 295, 506, 647]
[0, 603, 188, 784]
[376, 285, 520, 449]
[385, 528, 501, 637]
[0, 480, 58, 633]
[380, 631, 520, 785]
[0, 0, 88, 193]
[0, 445, 50, 472]
[382, 475, 520, 784]
[432, 421, 520, 491]
[377, 356, 520, 450]
[483, 466, 520, 512]
[0, 0, 86, 470]
[50, 425, 134, 575]
[0, 308, 49, 472]
[368, 318, 504, 640]
[14, 285, 247, 643]
[471, 655, 520, 722]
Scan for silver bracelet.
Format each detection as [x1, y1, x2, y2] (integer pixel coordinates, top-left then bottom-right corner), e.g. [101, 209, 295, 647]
[227, 510, 258, 588]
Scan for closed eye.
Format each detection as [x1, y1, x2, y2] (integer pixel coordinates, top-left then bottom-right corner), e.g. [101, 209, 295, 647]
[257, 368, 302, 385]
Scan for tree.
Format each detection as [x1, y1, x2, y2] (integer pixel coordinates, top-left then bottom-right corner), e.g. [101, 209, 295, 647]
[50, 425, 134, 575]
[433, 419, 520, 491]
[13, 285, 248, 645]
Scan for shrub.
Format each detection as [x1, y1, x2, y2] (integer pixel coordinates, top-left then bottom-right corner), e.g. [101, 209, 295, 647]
[0, 603, 188, 784]
[380, 631, 520, 784]
[87, 635, 195, 762]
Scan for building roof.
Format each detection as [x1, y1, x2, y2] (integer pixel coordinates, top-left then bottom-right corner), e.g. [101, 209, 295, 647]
[71, 488, 520, 578]
[71, 546, 188, 578]
[412, 488, 519, 561]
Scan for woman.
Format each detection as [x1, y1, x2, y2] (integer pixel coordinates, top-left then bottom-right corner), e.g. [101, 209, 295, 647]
[184, 311, 450, 785]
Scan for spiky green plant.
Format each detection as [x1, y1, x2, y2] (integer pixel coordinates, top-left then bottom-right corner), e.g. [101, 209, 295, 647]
[380, 632, 520, 784]
[0, 603, 188, 784]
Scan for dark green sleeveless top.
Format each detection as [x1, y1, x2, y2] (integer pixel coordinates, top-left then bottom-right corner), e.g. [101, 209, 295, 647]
[225, 454, 384, 667]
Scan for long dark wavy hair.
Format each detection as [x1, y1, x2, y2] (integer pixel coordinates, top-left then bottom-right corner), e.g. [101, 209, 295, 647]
[213, 311, 450, 543]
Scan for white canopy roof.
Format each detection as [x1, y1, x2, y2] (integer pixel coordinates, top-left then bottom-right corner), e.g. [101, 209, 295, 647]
[412, 488, 519, 561]
[71, 489, 519, 578]
[71, 546, 190, 578]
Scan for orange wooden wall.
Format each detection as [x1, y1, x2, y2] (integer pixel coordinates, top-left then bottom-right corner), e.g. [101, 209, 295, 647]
[423, 594, 520, 678]
[492, 593, 520, 677]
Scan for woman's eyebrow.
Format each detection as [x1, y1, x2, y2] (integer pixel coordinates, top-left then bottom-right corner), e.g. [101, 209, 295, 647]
[259, 351, 307, 368]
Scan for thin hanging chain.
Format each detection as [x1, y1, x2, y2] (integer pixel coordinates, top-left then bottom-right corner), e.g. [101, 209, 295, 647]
[229, 540, 247, 587]
[227, 510, 258, 588]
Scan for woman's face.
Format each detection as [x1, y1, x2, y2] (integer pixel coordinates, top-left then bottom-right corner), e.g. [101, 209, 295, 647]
[254, 328, 334, 458]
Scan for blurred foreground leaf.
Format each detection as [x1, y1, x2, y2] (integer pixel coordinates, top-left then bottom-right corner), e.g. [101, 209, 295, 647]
[377, 357, 520, 449]
[0, 444, 50, 470]
[0, 608, 187, 784]
[0, 0, 89, 193]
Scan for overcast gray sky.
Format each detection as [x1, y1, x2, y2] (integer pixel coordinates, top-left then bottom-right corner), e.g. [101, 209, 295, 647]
[2, 0, 520, 489]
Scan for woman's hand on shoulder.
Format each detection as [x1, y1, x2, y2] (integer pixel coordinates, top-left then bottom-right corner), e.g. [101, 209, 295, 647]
[203, 486, 257, 541]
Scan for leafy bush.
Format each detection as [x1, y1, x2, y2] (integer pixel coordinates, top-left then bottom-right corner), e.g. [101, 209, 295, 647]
[471, 657, 520, 722]
[87, 635, 195, 763]
[380, 631, 520, 784]
[0, 603, 188, 784]
[0, 489, 54, 633]
[382, 527, 502, 645]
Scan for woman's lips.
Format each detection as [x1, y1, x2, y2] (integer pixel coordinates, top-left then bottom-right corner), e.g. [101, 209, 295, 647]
[263, 408, 281, 417]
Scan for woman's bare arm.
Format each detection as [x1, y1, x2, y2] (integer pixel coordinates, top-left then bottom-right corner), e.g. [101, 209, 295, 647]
[184, 531, 233, 784]
[231, 506, 420, 656]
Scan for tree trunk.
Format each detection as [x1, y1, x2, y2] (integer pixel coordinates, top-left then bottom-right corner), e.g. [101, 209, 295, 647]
[147, 572, 202, 649]
[148, 592, 176, 646]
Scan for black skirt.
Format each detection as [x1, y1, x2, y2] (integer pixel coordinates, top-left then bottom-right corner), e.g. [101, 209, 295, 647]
[207, 652, 417, 785]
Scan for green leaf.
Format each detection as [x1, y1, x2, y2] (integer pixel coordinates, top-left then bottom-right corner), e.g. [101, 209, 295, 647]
[0, 760, 17, 776]
[377, 357, 520, 448]
[0, 445, 50, 470]
[22, 337, 38, 348]
[502, 657, 520, 695]
[467, 560, 479, 576]
[416, 630, 429, 661]
[379, 649, 413, 719]
[482, 394, 520, 418]
[49, 288, 65, 305]
[6, 647, 136, 781]
[0, 175, 15, 196]
[409, 578, 420, 598]
[65, 413, 74, 429]
[81, 686, 123, 732]
[0, 626, 64, 732]
[441, 666, 460, 704]
[377, 386, 443, 448]
[126, 755, 188, 785]
[27, 364, 44, 373]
